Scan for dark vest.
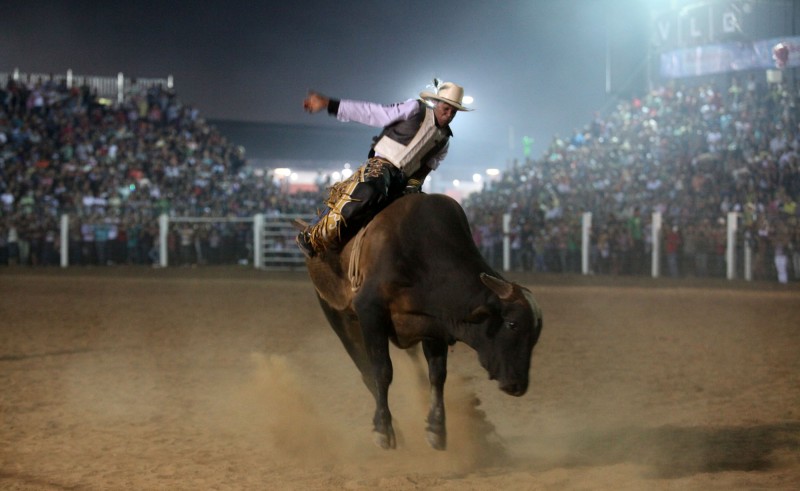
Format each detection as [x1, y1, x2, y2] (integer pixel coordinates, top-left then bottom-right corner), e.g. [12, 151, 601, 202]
[368, 100, 452, 174]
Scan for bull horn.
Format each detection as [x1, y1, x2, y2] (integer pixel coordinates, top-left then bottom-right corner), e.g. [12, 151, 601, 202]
[479, 273, 514, 300]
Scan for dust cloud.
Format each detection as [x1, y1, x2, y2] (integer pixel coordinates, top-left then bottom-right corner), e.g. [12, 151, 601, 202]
[209, 348, 510, 481]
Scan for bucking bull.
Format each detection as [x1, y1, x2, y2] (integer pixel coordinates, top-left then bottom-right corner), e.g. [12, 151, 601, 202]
[301, 193, 543, 450]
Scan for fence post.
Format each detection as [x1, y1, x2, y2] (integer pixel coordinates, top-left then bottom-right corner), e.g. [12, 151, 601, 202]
[60, 214, 69, 268]
[726, 212, 738, 280]
[117, 72, 124, 104]
[159, 214, 169, 267]
[744, 236, 752, 281]
[581, 212, 592, 275]
[651, 211, 662, 278]
[253, 213, 264, 269]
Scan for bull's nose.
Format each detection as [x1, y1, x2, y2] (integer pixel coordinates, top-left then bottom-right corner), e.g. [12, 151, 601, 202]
[500, 383, 527, 397]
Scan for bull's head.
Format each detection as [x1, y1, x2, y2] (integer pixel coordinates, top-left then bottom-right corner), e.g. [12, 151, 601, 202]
[462, 273, 543, 396]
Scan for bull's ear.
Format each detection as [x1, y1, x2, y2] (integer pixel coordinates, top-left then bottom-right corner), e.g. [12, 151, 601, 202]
[480, 273, 514, 300]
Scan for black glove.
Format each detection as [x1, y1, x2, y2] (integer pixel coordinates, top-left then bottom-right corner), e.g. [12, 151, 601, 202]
[404, 178, 423, 195]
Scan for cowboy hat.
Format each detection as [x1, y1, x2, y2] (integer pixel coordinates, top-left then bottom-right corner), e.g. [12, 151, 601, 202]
[420, 81, 472, 111]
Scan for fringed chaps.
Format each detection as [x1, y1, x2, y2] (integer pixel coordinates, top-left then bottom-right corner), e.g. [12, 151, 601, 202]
[307, 158, 404, 253]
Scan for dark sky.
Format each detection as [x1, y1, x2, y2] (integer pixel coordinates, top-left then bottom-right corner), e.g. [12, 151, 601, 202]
[2, 0, 654, 181]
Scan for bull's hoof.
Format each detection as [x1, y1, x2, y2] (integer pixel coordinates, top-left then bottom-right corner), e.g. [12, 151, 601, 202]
[426, 430, 447, 451]
[373, 429, 396, 449]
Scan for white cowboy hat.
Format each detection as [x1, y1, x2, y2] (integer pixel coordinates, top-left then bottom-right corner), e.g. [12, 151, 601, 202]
[420, 81, 472, 111]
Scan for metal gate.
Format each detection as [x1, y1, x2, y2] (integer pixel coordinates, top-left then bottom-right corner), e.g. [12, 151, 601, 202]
[260, 214, 314, 270]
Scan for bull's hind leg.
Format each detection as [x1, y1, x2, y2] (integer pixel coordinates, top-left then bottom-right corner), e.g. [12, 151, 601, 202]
[423, 338, 448, 450]
[354, 300, 396, 449]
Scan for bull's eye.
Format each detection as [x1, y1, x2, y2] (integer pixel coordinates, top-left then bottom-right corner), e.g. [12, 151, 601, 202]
[505, 321, 518, 331]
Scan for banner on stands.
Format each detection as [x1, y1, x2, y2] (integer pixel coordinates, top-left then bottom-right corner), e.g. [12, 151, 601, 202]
[660, 37, 800, 78]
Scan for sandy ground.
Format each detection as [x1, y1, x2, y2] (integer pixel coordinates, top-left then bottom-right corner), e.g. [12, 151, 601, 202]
[1, 267, 799, 490]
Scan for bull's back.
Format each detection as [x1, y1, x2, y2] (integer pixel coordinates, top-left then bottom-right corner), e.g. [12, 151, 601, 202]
[364, 194, 488, 277]
[308, 193, 488, 310]
[374, 194, 470, 242]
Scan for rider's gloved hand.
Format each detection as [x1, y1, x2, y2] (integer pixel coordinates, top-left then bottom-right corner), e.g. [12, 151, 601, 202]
[404, 178, 423, 195]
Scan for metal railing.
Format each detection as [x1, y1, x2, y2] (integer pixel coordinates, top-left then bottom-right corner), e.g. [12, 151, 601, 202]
[54, 213, 311, 270]
[52, 210, 760, 280]
[0, 69, 173, 103]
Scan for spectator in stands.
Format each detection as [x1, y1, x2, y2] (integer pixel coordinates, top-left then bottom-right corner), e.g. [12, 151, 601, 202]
[4, 219, 18, 265]
[178, 224, 194, 266]
[681, 224, 697, 277]
[664, 223, 682, 278]
[0, 221, 7, 265]
[773, 225, 790, 284]
[791, 221, 800, 282]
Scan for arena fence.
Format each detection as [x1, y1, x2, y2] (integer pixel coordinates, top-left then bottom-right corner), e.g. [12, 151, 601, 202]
[56, 211, 754, 280]
[154, 214, 313, 270]
[57, 213, 313, 270]
[574, 211, 745, 281]
[1, 69, 173, 103]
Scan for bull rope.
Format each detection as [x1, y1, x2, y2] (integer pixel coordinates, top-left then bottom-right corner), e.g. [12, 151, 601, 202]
[348, 222, 370, 292]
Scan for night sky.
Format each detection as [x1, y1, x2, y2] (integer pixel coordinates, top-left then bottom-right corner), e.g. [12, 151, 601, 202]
[2, 0, 653, 181]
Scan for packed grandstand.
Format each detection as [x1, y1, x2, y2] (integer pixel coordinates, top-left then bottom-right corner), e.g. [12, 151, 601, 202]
[0, 70, 797, 283]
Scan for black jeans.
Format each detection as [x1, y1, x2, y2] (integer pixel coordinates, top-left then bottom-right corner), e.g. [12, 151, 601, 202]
[308, 158, 405, 251]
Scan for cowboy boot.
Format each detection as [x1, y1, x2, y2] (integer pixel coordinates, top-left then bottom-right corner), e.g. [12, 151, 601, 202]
[296, 212, 341, 258]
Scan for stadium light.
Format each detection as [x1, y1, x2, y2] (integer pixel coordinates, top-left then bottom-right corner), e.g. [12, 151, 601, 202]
[486, 168, 500, 176]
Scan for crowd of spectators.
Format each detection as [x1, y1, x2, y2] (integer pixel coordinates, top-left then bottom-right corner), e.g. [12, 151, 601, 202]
[462, 73, 800, 283]
[1, 71, 798, 283]
[0, 76, 312, 267]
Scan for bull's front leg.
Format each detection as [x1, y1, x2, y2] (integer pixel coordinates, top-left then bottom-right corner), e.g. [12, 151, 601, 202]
[357, 304, 396, 449]
[423, 338, 448, 450]
[367, 335, 395, 449]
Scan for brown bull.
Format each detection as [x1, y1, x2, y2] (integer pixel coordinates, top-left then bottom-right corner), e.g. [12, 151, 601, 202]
[304, 193, 543, 450]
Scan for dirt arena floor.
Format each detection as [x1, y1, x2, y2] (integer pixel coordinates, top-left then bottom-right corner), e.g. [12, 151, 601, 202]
[1, 267, 799, 490]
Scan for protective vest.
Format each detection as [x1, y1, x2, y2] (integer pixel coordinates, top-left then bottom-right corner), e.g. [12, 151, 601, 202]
[371, 101, 450, 177]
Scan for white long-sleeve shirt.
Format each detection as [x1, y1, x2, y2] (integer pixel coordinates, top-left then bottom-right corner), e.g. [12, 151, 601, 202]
[334, 99, 449, 170]
[336, 99, 421, 127]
